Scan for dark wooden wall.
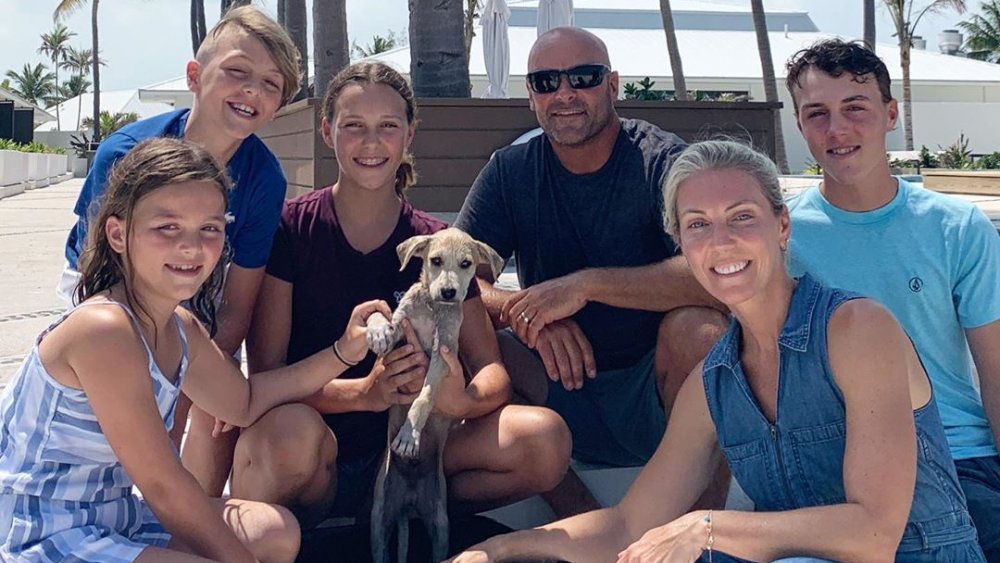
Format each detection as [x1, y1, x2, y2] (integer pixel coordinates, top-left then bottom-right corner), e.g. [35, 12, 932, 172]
[259, 98, 781, 211]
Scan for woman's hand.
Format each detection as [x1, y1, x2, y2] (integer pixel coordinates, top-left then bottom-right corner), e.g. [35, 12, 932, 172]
[337, 300, 392, 363]
[616, 511, 708, 563]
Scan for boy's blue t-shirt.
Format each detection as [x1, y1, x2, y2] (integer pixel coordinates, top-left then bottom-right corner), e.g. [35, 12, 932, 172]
[787, 178, 1000, 460]
[65, 109, 286, 270]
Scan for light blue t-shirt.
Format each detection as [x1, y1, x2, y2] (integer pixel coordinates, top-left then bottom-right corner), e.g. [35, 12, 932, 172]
[787, 178, 1000, 460]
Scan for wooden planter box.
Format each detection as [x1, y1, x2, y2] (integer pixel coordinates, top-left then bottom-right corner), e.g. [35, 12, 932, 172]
[259, 98, 782, 212]
[922, 169, 1000, 196]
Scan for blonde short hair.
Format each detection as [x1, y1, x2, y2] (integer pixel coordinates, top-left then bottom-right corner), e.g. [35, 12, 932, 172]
[662, 140, 784, 238]
[198, 5, 301, 105]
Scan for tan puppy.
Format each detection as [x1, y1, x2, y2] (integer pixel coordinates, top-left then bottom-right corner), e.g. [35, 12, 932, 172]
[366, 228, 504, 563]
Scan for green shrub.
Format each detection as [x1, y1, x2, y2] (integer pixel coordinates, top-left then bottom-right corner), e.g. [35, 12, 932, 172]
[939, 133, 973, 169]
[918, 145, 939, 169]
[802, 159, 822, 175]
[975, 151, 1000, 170]
[0, 138, 21, 151]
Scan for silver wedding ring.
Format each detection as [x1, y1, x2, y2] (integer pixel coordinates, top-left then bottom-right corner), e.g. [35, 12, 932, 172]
[518, 311, 532, 324]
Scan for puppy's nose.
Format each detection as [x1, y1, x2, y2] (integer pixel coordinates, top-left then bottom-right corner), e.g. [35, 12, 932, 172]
[440, 287, 457, 300]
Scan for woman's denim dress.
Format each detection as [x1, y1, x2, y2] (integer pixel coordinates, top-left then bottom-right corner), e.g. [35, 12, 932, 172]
[699, 274, 984, 562]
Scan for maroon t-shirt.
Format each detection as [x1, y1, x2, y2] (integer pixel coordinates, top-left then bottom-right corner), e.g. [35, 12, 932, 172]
[266, 189, 478, 462]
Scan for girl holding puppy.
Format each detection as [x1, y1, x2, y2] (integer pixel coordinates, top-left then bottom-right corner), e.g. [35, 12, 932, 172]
[0, 138, 387, 562]
[228, 61, 571, 524]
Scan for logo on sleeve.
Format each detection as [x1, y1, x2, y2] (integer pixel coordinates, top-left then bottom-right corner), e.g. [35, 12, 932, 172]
[393, 290, 406, 304]
[908, 277, 923, 293]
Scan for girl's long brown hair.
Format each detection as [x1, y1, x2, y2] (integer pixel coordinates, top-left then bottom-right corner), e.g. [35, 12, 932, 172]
[321, 61, 418, 198]
[76, 138, 232, 335]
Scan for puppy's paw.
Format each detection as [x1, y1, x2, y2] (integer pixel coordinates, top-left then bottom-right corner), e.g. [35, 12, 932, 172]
[391, 421, 421, 458]
[366, 318, 396, 356]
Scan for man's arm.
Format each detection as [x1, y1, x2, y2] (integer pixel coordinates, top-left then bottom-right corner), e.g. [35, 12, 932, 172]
[967, 319, 1000, 449]
[501, 255, 724, 349]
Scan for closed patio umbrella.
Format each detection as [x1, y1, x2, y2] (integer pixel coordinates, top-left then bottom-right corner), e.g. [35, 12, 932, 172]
[481, 0, 511, 98]
[536, 0, 574, 36]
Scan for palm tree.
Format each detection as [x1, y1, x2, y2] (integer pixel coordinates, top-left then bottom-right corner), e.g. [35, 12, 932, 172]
[38, 24, 76, 130]
[54, 0, 103, 142]
[864, 0, 877, 48]
[883, 0, 966, 150]
[61, 74, 91, 100]
[958, 0, 1000, 62]
[62, 46, 99, 131]
[191, 0, 207, 56]
[282, 0, 309, 100]
[81, 110, 139, 139]
[750, 0, 789, 173]
[313, 0, 349, 96]
[352, 33, 402, 59]
[409, 0, 471, 96]
[659, 0, 688, 101]
[5, 63, 57, 106]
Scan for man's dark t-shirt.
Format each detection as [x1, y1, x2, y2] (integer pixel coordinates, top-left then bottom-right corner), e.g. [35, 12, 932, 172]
[266, 190, 478, 462]
[455, 118, 685, 371]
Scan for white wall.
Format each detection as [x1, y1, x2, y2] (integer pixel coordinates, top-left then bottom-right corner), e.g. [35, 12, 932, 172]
[907, 102, 1000, 156]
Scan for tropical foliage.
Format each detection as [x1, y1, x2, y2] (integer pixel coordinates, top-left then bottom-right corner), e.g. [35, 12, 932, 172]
[882, 0, 967, 150]
[62, 46, 101, 131]
[958, 0, 1000, 62]
[4, 63, 56, 106]
[352, 30, 406, 59]
[54, 0, 103, 142]
[38, 23, 76, 129]
[81, 111, 139, 139]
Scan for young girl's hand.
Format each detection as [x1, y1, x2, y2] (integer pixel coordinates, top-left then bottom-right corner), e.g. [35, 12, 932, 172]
[337, 300, 392, 363]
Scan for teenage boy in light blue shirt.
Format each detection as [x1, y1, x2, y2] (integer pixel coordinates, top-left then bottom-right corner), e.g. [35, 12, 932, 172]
[784, 38, 1000, 559]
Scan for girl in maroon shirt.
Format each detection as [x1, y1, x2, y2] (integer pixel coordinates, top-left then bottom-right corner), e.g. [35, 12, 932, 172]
[236, 62, 572, 525]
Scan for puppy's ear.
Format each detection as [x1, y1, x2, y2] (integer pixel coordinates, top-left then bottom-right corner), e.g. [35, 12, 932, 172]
[472, 240, 505, 280]
[397, 235, 432, 271]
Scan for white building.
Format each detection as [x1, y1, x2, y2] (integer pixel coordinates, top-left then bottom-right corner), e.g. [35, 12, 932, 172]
[135, 0, 1000, 172]
[37, 89, 173, 133]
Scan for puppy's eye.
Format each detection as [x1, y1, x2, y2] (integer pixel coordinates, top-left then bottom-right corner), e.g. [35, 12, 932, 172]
[459, 260, 472, 269]
[430, 257, 443, 267]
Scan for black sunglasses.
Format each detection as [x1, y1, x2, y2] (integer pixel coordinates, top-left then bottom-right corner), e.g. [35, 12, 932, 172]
[526, 64, 611, 94]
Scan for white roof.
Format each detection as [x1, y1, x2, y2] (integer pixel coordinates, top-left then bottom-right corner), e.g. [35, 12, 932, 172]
[369, 27, 1000, 85]
[0, 87, 55, 127]
[37, 90, 173, 132]
[508, 0, 801, 12]
[137, 75, 192, 107]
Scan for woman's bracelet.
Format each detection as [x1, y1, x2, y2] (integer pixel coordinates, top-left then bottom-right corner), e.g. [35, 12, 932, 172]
[332, 338, 359, 367]
[704, 510, 715, 562]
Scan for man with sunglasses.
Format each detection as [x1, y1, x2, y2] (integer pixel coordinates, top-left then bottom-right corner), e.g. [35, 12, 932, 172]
[455, 27, 729, 513]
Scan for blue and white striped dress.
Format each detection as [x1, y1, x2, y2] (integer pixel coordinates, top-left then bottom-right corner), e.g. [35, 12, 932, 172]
[0, 300, 188, 561]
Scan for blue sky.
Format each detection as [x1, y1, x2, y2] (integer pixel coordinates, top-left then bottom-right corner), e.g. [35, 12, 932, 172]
[0, 0, 978, 93]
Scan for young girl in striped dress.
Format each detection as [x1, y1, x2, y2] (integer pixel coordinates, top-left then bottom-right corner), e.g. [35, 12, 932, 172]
[0, 138, 390, 562]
